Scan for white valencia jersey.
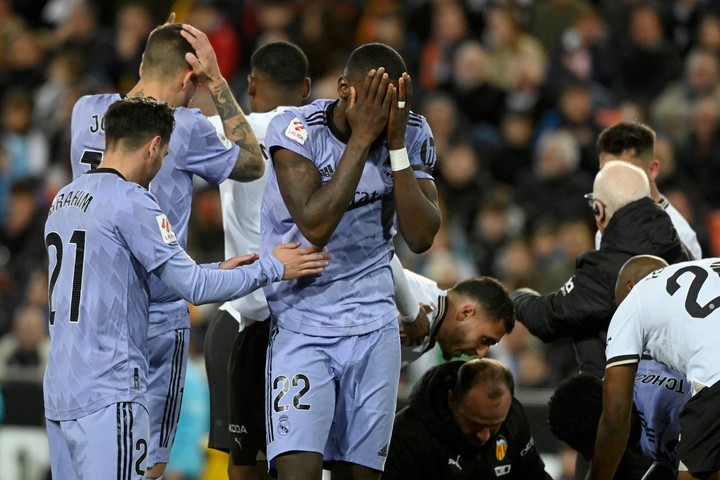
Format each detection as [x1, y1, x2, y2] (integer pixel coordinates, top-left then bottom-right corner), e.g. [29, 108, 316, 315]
[606, 258, 720, 390]
[217, 109, 289, 328]
[400, 269, 447, 364]
[664, 200, 702, 260]
[595, 196, 702, 260]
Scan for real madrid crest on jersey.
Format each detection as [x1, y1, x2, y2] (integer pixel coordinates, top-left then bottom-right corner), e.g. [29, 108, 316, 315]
[381, 161, 394, 186]
[496, 435, 508, 460]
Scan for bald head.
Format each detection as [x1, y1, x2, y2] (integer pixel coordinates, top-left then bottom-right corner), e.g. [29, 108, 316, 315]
[453, 358, 514, 401]
[615, 254, 669, 305]
[594, 160, 650, 215]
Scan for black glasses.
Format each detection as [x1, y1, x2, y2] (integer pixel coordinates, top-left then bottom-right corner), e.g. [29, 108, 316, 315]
[584, 193, 605, 208]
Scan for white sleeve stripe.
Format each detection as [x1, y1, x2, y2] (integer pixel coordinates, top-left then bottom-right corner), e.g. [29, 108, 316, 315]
[606, 354, 640, 369]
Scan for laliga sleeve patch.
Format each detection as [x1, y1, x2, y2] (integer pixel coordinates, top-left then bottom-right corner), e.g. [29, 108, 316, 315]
[155, 214, 177, 244]
[284, 117, 308, 145]
[205, 115, 232, 149]
[216, 131, 233, 150]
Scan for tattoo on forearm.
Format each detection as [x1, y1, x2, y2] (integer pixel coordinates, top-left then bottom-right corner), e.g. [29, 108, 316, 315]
[229, 117, 262, 158]
[210, 82, 241, 120]
[210, 81, 261, 157]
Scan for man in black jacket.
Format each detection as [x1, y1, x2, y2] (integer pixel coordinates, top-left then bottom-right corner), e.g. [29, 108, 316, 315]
[512, 160, 690, 379]
[383, 358, 552, 480]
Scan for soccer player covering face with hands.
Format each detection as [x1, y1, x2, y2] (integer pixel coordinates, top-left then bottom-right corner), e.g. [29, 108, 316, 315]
[260, 43, 440, 480]
[44, 98, 329, 480]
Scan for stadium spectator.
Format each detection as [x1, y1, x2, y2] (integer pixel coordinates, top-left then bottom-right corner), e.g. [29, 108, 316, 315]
[0, 303, 49, 378]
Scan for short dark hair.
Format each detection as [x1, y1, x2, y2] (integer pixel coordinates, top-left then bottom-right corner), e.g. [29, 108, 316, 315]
[251, 41, 308, 88]
[344, 43, 407, 83]
[104, 97, 175, 152]
[452, 277, 515, 334]
[453, 358, 514, 402]
[596, 122, 655, 164]
[547, 374, 602, 457]
[142, 24, 196, 77]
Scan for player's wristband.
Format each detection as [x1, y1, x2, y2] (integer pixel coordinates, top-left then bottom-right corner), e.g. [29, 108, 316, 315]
[389, 147, 410, 171]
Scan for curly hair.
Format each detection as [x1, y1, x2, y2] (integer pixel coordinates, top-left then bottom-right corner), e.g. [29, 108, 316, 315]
[547, 374, 603, 458]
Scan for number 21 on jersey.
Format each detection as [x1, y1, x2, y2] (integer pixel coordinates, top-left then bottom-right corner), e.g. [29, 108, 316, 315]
[45, 230, 86, 325]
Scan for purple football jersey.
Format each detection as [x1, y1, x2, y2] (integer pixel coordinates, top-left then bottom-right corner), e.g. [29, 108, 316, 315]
[260, 99, 436, 336]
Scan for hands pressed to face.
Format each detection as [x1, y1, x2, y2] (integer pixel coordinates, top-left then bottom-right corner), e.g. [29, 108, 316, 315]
[345, 67, 413, 149]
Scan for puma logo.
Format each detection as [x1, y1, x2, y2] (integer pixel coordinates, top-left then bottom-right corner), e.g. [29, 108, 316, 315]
[448, 456, 462, 470]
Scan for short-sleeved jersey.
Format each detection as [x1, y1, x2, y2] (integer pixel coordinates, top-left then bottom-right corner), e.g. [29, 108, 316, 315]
[606, 258, 720, 388]
[634, 358, 691, 470]
[218, 109, 290, 326]
[70, 94, 238, 332]
[260, 99, 436, 337]
[44, 169, 184, 421]
[400, 269, 447, 364]
[663, 200, 702, 260]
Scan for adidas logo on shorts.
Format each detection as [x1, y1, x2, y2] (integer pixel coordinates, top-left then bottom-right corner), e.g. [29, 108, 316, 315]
[377, 444, 388, 457]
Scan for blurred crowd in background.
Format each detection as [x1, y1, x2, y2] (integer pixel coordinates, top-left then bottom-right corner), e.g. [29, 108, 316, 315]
[2, 0, 720, 476]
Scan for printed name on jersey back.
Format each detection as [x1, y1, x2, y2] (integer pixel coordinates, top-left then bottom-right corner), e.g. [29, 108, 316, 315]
[284, 117, 307, 145]
[155, 214, 177, 244]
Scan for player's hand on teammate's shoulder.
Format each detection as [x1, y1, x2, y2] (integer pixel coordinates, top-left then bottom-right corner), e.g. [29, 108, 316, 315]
[400, 303, 431, 347]
[272, 242, 331, 280]
[346, 67, 394, 147]
[219, 253, 260, 270]
[387, 72, 411, 150]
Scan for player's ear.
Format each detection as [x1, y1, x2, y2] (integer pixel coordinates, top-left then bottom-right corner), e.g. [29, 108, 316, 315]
[338, 75, 351, 100]
[457, 304, 475, 322]
[247, 74, 256, 97]
[138, 56, 144, 77]
[648, 158, 660, 182]
[147, 135, 162, 157]
[181, 70, 196, 92]
[302, 77, 311, 100]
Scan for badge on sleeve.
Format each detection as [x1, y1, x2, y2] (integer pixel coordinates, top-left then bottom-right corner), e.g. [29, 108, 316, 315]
[285, 117, 308, 145]
[155, 214, 177, 244]
[216, 131, 233, 149]
[207, 115, 232, 149]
